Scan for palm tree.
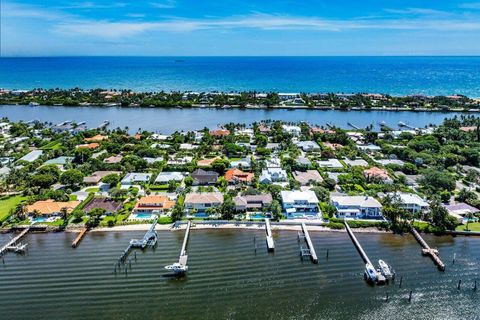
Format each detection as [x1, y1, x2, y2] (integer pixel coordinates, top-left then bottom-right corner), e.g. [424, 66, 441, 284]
[465, 212, 474, 231]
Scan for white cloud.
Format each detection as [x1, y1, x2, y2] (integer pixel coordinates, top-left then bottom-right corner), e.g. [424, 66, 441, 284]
[150, 1, 176, 9]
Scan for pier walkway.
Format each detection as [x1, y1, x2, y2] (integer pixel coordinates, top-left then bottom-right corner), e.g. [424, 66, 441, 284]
[0, 227, 30, 256]
[117, 218, 157, 263]
[265, 218, 275, 251]
[178, 221, 191, 267]
[71, 227, 88, 248]
[299, 223, 318, 263]
[344, 222, 371, 265]
[410, 225, 445, 271]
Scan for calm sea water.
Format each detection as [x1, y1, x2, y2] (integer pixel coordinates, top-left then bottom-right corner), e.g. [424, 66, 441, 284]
[0, 230, 478, 319]
[1, 57, 480, 96]
[0, 104, 466, 133]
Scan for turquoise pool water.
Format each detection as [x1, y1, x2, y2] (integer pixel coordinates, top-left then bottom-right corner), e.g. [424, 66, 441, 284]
[133, 213, 153, 219]
[32, 217, 48, 223]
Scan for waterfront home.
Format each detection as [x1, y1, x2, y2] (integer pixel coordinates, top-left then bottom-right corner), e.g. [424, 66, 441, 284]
[443, 203, 480, 222]
[230, 157, 251, 169]
[282, 125, 301, 136]
[210, 129, 230, 137]
[83, 171, 121, 185]
[260, 168, 288, 184]
[364, 167, 393, 184]
[280, 190, 320, 217]
[310, 127, 335, 135]
[317, 158, 344, 169]
[83, 197, 122, 215]
[26, 199, 80, 217]
[104, 155, 123, 164]
[76, 143, 100, 150]
[346, 132, 364, 144]
[224, 168, 254, 184]
[18, 150, 43, 162]
[191, 169, 218, 185]
[343, 158, 369, 167]
[258, 124, 271, 134]
[295, 141, 320, 152]
[121, 172, 153, 185]
[385, 192, 429, 214]
[133, 195, 176, 215]
[155, 172, 185, 184]
[331, 196, 383, 219]
[234, 194, 273, 211]
[184, 192, 224, 212]
[293, 170, 323, 186]
[197, 156, 221, 167]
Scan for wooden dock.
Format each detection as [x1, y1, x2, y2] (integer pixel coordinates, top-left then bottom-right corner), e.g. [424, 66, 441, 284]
[300, 223, 318, 263]
[178, 221, 191, 266]
[344, 222, 372, 265]
[265, 218, 275, 251]
[71, 227, 88, 248]
[117, 218, 157, 263]
[410, 225, 445, 271]
[0, 227, 30, 256]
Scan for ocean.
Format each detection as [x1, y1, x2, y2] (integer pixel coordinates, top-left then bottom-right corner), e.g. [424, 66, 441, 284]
[1, 56, 480, 96]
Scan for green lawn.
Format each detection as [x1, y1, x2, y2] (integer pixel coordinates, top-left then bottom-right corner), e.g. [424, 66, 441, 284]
[85, 187, 99, 193]
[40, 141, 62, 150]
[158, 216, 173, 224]
[0, 195, 28, 223]
[456, 222, 480, 232]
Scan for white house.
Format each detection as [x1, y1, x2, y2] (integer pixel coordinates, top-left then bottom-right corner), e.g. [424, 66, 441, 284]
[331, 196, 383, 219]
[295, 141, 320, 152]
[282, 125, 301, 136]
[280, 190, 320, 218]
[317, 159, 344, 169]
[184, 192, 224, 213]
[155, 172, 185, 184]
[386, 193, 429, 214]
[230, 157, 251, 169]
[19, 150, 43, 162]
[121, 172, 152, 185]
[260, 168, 288, 184]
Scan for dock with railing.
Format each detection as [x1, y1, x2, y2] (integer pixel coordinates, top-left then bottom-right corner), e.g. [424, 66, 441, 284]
[265, 218, 275, 251]
[298, 223, 318, 263]
[410, 225, 445, 271]
[0, 227, 30, 256]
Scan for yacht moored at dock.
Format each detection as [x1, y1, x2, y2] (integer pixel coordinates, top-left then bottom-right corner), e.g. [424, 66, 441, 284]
[378, 259, 395, 280]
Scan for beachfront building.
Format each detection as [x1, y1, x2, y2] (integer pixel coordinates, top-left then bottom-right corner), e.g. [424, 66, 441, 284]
[234, 194, 273, 212]
[331, 196, 383, 219]
[184, 192, 224, 213]
[121, 172, 153, 186]
[133, 195, 176, 215]
[83, 197, 123, 215]
[386, 192, 429, 214]
[26, 199, 80, 218]
[280, 190, 320, 218]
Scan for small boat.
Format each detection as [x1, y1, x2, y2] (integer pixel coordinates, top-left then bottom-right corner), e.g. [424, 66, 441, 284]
[364, 263, 378, 282]
[378, 259, 395, 279]
[398, 121, 407, 127]
[164, 262, 188, 274]
[28, 102, 39, 107]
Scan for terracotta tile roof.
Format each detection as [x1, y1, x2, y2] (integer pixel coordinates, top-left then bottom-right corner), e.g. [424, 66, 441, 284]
[26, 200, 80, 215]
[224, 168, 254, 182]
[185, 192, 224, 204]
[364, 167, 390, 180]
[209, 129, 230, 136]
[76, 142, 100, 149]
[84, 134, 108, 142]
[197, 157, 220, 167]
[134, 195, 176, 210]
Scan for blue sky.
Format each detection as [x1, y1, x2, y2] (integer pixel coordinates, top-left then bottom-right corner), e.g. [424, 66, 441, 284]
[2, 0, 480, 56]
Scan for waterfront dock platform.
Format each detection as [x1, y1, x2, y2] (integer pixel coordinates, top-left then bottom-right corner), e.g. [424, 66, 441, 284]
[0, 227, 30, 256]
[300, 223, 318, 263]
[344, 222, 371, 265]
[410, 225, 445, 271]
[71, 227, 88, 248]
[178, 220, 191, 267]
[265, 218, 275, 251]
[117, 218, 157, 263]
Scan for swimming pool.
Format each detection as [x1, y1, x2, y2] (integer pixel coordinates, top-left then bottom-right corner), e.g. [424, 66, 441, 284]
[132, 213, 154, 220]
[31, 217, 48, 223]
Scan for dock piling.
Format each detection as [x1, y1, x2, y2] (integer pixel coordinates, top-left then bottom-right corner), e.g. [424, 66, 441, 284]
[453, 253, 456, 264]
[385, 292, 389, 302]
[408, 291, 413, 303]
[399, 276, 403, 288]
[458, 280, 462, 290]
[474, 280, 477, 291]
[326, 249, 329, 260]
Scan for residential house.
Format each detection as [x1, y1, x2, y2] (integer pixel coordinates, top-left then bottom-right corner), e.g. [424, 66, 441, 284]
[26, 199, 80, 217]
[155, 172, 185, 184]
[224, 168, 254, 184]
[83, 171, 121, 185]
[184, 192, 224, 212]
[260, 168, 288, 184]
[191, 169, 218, 185]
[84, 134, 108, 142]
[19, 150, 43, 162]
[280, 190, 320, 217]
[210, 129, 230, 137]
[376, 159, 405, 166]
[121, 172, 153, 185]
[344, 158, 369, 167]
[133, 195, 176, 215]
[282, 125, 301, 136]
[83, 197, 123, 215]
[364, 167, 393, 184]
[230, 157, 251, 169]
[104, 155, 123, 164]
[295, 141, 320, 152]
[317, 159, 343, 169]
[234, 194, 273, 211]
[167, 156, 193, 166]
[443, 203, 480, 222]
[296, 156, 312, 167]
[197, 157, 221, 167]
[386, 192, 429, 214]
[76, 143, 100, 150]
[293, 170, 323, 186]
[331, 196, 383, 219]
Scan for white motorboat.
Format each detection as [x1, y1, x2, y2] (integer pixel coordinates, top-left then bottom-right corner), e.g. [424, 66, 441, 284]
[378, 260, 395, 279]
[164, 263, 188, 274]
[364, 263, 378, 282]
